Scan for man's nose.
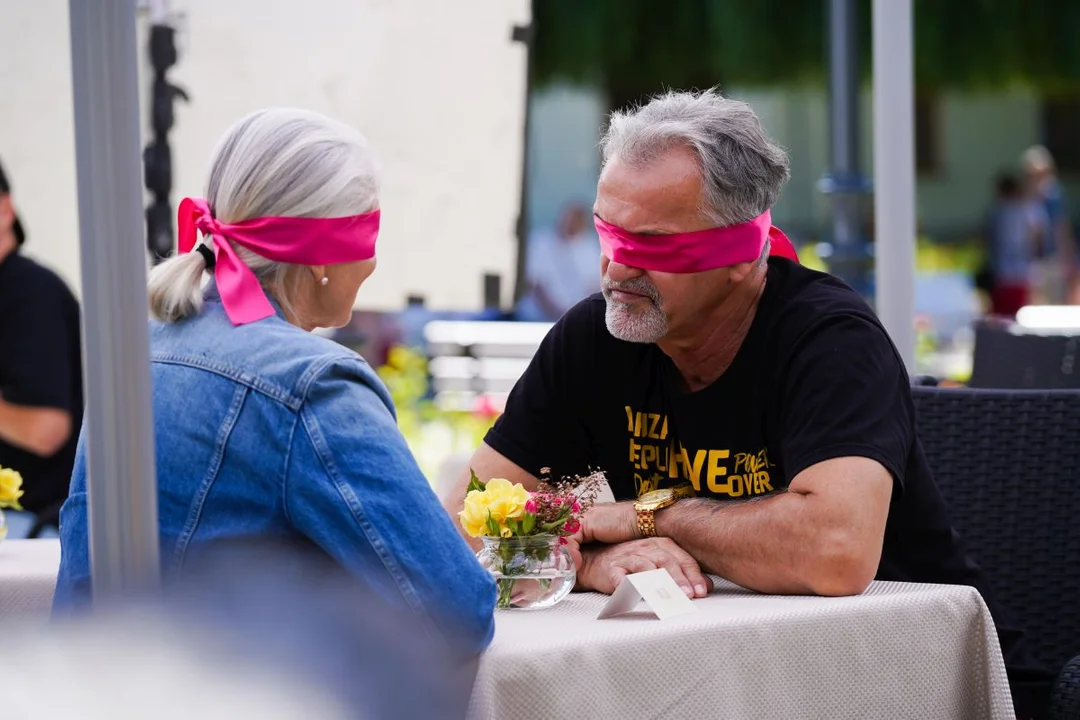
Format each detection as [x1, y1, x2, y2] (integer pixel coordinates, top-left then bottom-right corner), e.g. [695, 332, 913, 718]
[604, 260, 644, 283]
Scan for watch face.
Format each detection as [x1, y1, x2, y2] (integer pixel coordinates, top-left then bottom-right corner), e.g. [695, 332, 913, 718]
[638, 489, 675, 504]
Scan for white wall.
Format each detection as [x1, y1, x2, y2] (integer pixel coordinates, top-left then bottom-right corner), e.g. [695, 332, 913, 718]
[0, 0, 80, 295]
[0, 0, 530, 311]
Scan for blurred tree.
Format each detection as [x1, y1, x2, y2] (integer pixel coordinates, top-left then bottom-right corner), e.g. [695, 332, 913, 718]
[532, 0, 1080, 98]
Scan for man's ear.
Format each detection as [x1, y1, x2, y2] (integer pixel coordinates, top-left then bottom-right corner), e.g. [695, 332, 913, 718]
[727, 260, 758, 284]
[0, 195, 14, 231]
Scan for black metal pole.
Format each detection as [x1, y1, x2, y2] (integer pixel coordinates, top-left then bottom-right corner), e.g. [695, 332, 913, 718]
[510, 21, 534, 306]
[822, 0, 869, 294]
[144, 16, 187, 262]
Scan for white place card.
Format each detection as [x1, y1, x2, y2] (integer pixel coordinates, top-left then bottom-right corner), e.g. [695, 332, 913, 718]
[596, 568, 699, 620]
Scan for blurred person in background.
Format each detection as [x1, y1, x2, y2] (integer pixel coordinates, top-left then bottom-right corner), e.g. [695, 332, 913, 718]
[985, 173, 1049, 318]
[517, 201, 601, 321]
[0, 157, 82, 536]
[1021, 145, 1078, 305]
[52, 109, 496, 656]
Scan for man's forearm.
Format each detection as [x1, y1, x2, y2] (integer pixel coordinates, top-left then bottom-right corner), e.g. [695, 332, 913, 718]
[0, 397, 72, 456]
[655, 494, 877, 596]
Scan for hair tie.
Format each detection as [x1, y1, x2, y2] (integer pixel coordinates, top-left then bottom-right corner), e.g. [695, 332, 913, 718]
[194, 244, 216, 269]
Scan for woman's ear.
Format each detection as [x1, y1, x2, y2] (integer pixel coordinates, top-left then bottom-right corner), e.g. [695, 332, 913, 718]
[306, 264, 328, 285]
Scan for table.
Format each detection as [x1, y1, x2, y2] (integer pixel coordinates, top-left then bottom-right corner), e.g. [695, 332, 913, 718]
[0, 539, 60, 623]
[468, 579, 1014, 720]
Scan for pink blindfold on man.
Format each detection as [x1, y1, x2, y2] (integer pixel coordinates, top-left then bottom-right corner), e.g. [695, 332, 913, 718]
[594, 209, 799, 274]
[178, 197, 380, 326]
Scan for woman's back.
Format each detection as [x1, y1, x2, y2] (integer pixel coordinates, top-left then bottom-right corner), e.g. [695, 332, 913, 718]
[56, 291, 495, 653]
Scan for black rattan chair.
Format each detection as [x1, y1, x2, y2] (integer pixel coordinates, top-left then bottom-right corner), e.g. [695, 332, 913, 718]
[912, 383, 1080, 719]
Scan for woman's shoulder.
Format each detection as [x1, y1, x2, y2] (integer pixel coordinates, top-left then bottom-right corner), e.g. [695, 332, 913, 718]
[150, 304, 381, 410]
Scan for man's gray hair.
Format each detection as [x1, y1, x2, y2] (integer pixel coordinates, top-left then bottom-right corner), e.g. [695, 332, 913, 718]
[599, 88, 791, 227]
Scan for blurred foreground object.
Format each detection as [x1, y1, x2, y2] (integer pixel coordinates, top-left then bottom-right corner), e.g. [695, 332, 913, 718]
[4, 538, 478, 719]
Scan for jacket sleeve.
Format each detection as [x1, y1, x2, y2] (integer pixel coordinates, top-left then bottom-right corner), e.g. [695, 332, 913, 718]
[285, 356, 495, 656]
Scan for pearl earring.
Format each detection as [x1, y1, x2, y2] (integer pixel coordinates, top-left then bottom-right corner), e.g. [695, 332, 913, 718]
[320, 277, 329, 286]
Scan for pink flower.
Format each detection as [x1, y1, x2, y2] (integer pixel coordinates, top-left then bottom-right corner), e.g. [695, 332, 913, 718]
[551, 497, 563, 507]
[563, 518, 581, 535]
[524, 497, 538, 514]
[558, 536, 568, 545]
[571, 500, 581, 514]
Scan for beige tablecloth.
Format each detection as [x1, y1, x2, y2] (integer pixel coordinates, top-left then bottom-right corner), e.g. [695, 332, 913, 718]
[469, 580, 1014, 720]
[0, 539, 60, 622]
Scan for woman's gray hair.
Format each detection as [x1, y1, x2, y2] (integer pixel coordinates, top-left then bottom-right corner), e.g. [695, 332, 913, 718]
[148, 108, 380, 323]
[599, 88, 791, 227]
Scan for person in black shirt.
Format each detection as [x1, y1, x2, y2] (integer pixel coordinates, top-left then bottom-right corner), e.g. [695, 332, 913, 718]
[0, 158, 82, 524]
[443, 90, 1051, 717]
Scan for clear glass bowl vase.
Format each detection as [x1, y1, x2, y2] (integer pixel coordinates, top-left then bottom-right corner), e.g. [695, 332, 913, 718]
[476, 534, 576, 610]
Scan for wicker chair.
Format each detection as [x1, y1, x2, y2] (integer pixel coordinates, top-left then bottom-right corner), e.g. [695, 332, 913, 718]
[911, 383, 1080, 719]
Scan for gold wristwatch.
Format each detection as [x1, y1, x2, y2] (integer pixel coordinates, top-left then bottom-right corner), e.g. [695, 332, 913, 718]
[634, 488, 677, 538]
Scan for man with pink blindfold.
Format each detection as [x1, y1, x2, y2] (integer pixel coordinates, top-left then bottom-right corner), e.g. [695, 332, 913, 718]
[448, 89, 1047, 713]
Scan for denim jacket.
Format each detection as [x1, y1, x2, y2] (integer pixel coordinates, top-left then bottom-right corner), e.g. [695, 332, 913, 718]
[54, 288, 495, 654]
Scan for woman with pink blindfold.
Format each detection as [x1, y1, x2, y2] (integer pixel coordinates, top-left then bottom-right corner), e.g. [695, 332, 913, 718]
[54, 108, 496, 655]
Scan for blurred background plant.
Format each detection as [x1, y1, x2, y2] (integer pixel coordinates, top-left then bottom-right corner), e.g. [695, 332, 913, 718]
[376, 346, 499, 482]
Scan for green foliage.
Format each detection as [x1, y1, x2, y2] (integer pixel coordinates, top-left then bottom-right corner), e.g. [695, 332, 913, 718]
[467, 468, 487, 493]
[532, 0, 1080, 95]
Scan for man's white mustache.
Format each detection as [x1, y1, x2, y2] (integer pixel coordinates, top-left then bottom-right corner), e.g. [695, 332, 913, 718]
[603, 280, 659, 302]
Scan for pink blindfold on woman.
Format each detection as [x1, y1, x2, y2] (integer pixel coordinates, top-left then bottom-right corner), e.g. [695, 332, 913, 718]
[178, 197, 380, 326]
[594, 209, 799, 274]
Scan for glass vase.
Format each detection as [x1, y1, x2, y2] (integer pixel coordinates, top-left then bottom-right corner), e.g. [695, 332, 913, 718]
[476, 534, 575, 610]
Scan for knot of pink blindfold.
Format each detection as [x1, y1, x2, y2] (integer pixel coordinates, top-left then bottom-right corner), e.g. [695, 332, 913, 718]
[177, 197, 379, 325]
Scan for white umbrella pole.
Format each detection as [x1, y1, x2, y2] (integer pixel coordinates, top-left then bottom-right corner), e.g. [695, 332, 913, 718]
[872, 0, 917, 372]
[68, 0, 161, 601]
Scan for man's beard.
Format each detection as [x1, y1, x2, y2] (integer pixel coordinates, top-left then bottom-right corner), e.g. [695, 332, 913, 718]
[601, 277, 668, 343]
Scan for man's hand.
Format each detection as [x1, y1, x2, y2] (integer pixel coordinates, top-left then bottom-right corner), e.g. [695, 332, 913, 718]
[577, 537, 713, 599]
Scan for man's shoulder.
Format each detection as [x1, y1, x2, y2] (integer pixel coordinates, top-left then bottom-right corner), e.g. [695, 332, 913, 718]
[767, 258, 882, 333]
[2, 253, 70, 291]
[760, 259, 897, 366]
[0, 253, 78, 315]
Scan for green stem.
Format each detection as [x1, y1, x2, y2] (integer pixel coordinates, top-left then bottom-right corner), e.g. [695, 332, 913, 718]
[496, 578, 516, 609]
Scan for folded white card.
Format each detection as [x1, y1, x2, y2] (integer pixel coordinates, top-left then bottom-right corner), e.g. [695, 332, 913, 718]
[596, 568, 699, 620]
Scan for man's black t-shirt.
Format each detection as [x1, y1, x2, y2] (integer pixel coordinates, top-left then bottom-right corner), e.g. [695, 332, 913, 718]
[0, 252, 83, 513]
[486, 257, 1050, 708]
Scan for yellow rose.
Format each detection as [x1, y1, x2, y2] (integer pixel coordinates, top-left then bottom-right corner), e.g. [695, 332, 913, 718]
[457, 477, 531, 538]
[0, 466, 24, 510]
[482, 478, 530, 525]
[459, 489, 493, 538]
